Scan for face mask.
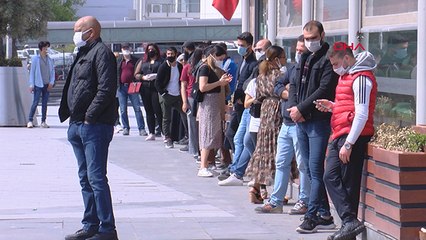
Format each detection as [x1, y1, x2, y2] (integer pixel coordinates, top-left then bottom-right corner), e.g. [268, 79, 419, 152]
[73, 29, 91, 48]
[148, 50, 156, 58]
[333, 61, 349, 76]
[237, 46, 248, 56]
[280, 66, 287, 74]
[394, 48, 408, 59]
[167, 56, 176, 63]
[122, 50, 130, 56]
[276, 58, 283, 68]
[295, 52, 302, 63]
[304, 39, 322, 53]
[255, 51, 264, 60]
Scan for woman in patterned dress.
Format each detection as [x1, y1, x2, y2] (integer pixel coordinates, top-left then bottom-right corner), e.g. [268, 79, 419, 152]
[246, 45, 286, 202]
[197, 45, 232, 177]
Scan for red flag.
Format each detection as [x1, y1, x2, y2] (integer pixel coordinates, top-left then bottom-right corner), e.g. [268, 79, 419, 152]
[212, 0, 239, 21]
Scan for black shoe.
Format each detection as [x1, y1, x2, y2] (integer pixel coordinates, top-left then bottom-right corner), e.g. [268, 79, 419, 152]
[317, 215, 336, 230]
[217, 170, 230, 181]
[296, 216, 319, 233]
[334, 219, 365, 240]
[328, 226, 344, 240]
[65, 228, 98, 240]
[86, 230, 118, 240]
[165, 139, 174, 149]
[176, 137, 189, 145]
[179, 145, 189, 152]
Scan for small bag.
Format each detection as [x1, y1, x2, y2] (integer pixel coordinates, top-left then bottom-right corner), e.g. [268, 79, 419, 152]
[128, 82, 142, 94]
[191, 81, 204, 103]
[249, 101, 262, 118]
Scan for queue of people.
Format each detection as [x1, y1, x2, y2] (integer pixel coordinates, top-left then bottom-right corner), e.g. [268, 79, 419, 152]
[37, 15, 378, 240]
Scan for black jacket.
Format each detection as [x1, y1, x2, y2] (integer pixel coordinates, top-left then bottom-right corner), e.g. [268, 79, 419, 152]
[288, 42, 339, 121]
[233, 51, 258, 103]
[274, 63, 296, 124]
[155, 61, 183, 95]
[117, 55, 139, 83]
[59, 38, 118, 125]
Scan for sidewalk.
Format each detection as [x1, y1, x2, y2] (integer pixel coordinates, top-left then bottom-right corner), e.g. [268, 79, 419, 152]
[0, 106, 337, 240]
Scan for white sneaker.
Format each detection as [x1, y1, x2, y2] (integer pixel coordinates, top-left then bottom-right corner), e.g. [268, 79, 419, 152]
[114, 124, 123, 133]
[27, 122, 33, 128]
[197, 168, 213, 177]
[40, 122, 49, 128]
[218, 173, 244, 186]
[247, 179, 255, 187]
[145, 134, 155, 141]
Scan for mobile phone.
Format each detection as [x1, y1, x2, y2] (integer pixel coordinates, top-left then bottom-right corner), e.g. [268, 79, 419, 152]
[313, 100, 332, 112]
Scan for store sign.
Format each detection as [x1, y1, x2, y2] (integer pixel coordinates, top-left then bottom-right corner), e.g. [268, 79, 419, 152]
[333, 42, 365, 51]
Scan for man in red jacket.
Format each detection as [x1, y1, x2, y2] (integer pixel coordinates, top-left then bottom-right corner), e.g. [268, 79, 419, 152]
[315, 42, 378, 240]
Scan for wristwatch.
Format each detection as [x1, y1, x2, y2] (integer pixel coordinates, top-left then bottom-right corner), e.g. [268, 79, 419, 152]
[344, 142, 352, 150]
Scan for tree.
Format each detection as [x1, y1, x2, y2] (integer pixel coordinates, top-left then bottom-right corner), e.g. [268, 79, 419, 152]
[0, 0, 85, 58]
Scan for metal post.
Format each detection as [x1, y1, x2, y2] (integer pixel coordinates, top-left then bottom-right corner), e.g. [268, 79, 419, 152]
[348, 0, 361, 54]
[241, 0, 249, 32]
[302, 0, 312, 27]
[417, 1, 426, 125]
[267, 0, 277, 44]
[5, 24, 12, 59]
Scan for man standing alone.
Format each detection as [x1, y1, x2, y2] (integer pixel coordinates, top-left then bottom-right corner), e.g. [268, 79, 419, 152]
[59, 16, 119, 240]
[27, 41, 55, 128]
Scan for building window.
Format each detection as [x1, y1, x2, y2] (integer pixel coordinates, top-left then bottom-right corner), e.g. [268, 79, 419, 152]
[279, 0, 302, 27]
[315, 0, 348, 21]
[366, 30, 417, 126]
[365, 0, 417, 16]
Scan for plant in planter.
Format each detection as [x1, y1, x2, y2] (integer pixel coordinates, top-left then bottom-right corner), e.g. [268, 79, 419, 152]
[375, 95, 393, 124]
[0, 57, 23, 67]
[360, 123, 426, 240]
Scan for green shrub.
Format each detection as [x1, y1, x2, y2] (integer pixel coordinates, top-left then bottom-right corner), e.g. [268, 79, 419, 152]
[371, 123, 426, 152]
[0, 57, 23, 67]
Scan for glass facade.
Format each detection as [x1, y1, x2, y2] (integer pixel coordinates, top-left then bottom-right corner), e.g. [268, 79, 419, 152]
[279, 0, 302, 28]
[366, 0, 417, 16]
[275, 0, 418, 126]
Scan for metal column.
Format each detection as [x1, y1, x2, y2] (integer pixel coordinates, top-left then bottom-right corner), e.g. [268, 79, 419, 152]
[242, 0, 250, 32]
[267, 0, 277, 44]
[348, 0, 361, 54]
[302, 0, 312, 27]
[417, 1, 426, 125]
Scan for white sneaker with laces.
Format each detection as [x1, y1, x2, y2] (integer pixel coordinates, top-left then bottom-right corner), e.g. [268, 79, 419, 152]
[197, 168, 213, 177]
[40, 122, 49, 128]
[145, 134, 155, 141]
[218, 173, 243, 186]
[27, 122, 34, 128]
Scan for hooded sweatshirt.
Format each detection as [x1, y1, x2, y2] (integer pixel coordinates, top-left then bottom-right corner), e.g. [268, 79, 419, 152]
[331, 51, 378, 142]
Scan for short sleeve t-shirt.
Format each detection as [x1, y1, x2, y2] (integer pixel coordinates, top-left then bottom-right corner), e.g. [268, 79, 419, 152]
[180, 63, 194, 97]
[199, 65, 220, 93]
[245, 78, 260, 133]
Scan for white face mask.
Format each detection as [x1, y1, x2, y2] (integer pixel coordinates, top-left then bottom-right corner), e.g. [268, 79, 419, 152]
[295, 52, 302, 63]
[280, 66, 287, 74]
[216, 60, 223, 68]
[304, 39, 322, 53]
[73, 29, 91, 48]
[333, 65, 349, 76]
[122, 50, 131, 56]
[255, 51, 264, 60]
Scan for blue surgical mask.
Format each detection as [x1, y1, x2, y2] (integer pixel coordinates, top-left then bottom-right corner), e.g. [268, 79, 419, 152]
[295, 52, 302, 63]
[237, 46, 248, 56]
[394, 48, 408, 59]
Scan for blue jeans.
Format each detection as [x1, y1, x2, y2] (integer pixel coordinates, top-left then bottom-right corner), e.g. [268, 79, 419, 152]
[118, 84, 145, 130]
[67, 122, 116, 233]
[269, 123, 310, 206]
[232, 109, 250, 164]
[231, 131, 257, 178]
[297, 119, 331, 218]
[28, 84, 49, 122]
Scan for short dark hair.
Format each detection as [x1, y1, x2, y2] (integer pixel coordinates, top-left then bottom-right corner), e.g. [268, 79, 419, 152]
[167, 46, 178, 55]
[38, 41, 50, 51]
[217, 42, 228, 51]
[237, 32, 254, 45]
[328, 42, 354, 59]
[303, 20, 324, 35]
[297, 34, 304, 42]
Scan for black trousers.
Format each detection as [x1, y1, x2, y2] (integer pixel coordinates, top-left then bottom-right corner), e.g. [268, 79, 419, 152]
[224, 102, 244, 151]
[140, 85, 163, 135]
[323, 135, 371, 224]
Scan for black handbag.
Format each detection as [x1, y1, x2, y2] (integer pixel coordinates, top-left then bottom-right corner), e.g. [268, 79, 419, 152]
[191, 81, 204, 103]
[249, 101, 262, 118]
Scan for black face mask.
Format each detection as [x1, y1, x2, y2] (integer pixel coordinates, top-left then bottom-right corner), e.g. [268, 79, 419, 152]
[167, 56, 176, 63]
[148, 50, 156, 58]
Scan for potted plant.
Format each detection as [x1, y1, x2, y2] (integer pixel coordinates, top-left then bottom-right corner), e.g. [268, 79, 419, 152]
[359, 123, 426, 240]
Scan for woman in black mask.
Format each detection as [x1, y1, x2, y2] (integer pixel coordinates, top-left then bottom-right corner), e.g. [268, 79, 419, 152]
[134, 43, 164, 140]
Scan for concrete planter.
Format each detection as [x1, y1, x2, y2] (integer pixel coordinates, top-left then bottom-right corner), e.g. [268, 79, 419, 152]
[0, 66, 33, 127]
[359, 144, 426, 240]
